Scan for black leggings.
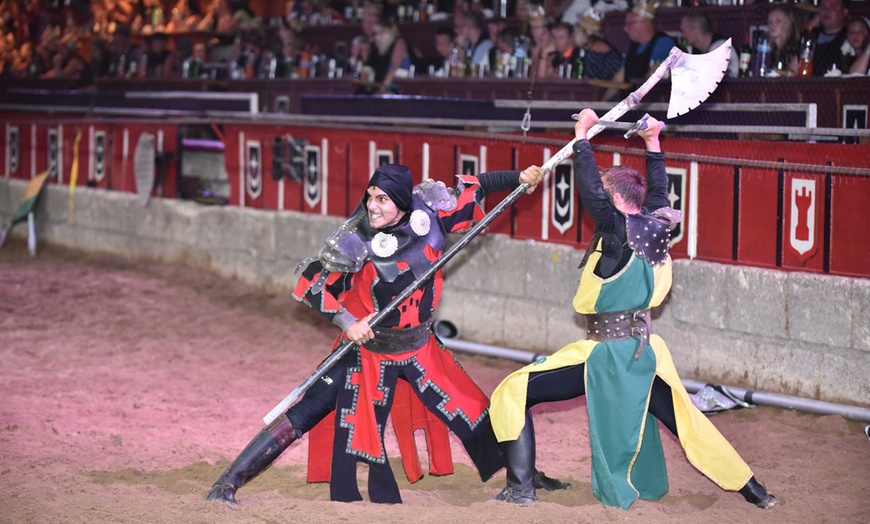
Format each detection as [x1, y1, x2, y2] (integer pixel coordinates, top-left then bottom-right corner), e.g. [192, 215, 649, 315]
[526, 363, 679, 438]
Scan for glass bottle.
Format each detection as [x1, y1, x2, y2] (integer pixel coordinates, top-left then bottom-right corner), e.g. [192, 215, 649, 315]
[738, 35, 751, 77]
[797, 35, 814, 77]
[752, 31, 771, 78]
[575, 48, 586, 79]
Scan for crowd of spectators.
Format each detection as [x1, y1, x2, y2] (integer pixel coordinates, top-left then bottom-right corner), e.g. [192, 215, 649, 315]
[0, 0, 867, 91]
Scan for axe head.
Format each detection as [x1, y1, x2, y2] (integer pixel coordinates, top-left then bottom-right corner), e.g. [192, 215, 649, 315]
[667, 38, 732, 119]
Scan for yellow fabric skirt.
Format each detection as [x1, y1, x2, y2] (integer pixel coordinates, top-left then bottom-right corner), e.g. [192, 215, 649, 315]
[490, 334, 754, 492]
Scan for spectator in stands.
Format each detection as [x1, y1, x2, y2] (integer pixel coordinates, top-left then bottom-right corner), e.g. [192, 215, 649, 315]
[557, 0, 628, 25]
[414, 26, 455, 77]
[0, 34, 10, 79]
[492, 26, 520, 77]
[9, 41, 33, 78]
[844, 16, 870, 74]
[611, 0, 678, 84]
[166, 0, 205, 33]
[182, 41, 209, 78]
[32, 25, 60, 78]
[574, 7, 622, 82]
[807, 0, 850, 76]
[105, 26, 141, 78]
[348, 34, 371, 77]
[201, 0, 258, 33]
[361, 1, 381, 39]
[275, 35, 300, 78]
[487, 16, 507, 48]
[366, 22, 411, 92]
[454, 10, 493, 75]
[546, 22, 581, 78]
[766, 6, 801, 76]
[143, 31, 179, 78]
[301, 0, 341, 26]
[679, 13, 738, 77]
[527, 4, 554, 78]
[43, 34, 90, 81]
[137, 0, 168, 33]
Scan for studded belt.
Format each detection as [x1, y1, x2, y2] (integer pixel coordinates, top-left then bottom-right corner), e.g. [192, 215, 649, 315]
[584, 309, 651, 343]
[364, 320, 434, 354]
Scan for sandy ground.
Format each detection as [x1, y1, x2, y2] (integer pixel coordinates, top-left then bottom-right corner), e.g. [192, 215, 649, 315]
[1, 239, 869, 524]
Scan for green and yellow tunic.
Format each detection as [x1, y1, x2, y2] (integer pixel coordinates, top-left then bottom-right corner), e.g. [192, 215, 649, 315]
[491, 141, 753, 509]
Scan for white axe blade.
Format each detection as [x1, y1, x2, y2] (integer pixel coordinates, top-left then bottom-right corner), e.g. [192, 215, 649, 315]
[668, 38, 732, 119]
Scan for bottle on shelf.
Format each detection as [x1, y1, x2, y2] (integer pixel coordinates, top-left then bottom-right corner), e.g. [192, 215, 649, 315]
[796, 34, 815, 77]
[448, 44, 463, 77]
[575, 48, 585, 79]
[738, 35, 752, 77]
[751, 30, 771, 78]
[464, 42, 474, 77]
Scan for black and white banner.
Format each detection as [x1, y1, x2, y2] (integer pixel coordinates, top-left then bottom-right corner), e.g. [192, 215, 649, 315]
[246, 140, 262, 200]
[304, 145, 321, 208]
[551, 161, 574, 234]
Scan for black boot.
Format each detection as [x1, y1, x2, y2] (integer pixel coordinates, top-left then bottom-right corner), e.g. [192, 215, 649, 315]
[534, 469, 572, 491]
[205, 415, 298, 505]
[493, 410, 537, 505]
[739, 476, 777, 509]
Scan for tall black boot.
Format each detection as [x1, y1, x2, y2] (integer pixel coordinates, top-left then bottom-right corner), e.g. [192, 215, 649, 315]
[493, 410, 538, 505]
[739, 476, 777, 509]
[205, 415, 299, 505]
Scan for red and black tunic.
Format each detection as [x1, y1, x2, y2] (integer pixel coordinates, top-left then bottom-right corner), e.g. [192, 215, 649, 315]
[293, 172, 521, 503]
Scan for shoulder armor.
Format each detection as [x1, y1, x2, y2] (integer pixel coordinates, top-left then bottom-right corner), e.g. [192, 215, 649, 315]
[413, 179, 457, 212]
[296, 207, 368, 275]
[626, 208, 682, 266]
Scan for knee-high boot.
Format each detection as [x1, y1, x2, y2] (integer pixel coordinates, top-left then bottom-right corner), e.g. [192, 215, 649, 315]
[205, 415, 299, 505]
[739, 476, 777, 509]
[493, 410, 538, 505]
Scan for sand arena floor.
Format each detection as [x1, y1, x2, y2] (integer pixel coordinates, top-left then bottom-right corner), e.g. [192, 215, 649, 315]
[1, 239, 868, 523]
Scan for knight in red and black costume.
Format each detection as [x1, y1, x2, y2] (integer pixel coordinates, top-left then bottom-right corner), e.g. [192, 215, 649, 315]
[205, 163, 570, 505]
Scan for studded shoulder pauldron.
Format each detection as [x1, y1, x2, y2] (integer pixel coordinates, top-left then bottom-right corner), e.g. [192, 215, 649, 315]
[625, 207, 682, 266]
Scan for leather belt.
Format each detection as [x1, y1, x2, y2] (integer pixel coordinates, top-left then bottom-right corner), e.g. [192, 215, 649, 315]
[365, 320, 433, 354]
[583, 309, 651, 343]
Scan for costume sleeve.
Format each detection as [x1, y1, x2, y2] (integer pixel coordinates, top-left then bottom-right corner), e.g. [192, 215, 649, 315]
[573, 139, 619, 233]
[475, 170, 521, 198]
[292, 260, 357, 331]
[438, 175, 485, 233]
[644, 151, 669, 211]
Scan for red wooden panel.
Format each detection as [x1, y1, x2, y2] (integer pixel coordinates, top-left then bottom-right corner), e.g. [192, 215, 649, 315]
[737, 166, 780, 268]
[320, 131, 351, 217]
[830, 176, 870, 277]
[222, 125, 242, 207]
[695, 163, 736, 264]
[10, 122, 34, 181]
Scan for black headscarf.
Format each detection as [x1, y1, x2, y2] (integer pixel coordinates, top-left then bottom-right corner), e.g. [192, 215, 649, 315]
[366, 164, 413, 213]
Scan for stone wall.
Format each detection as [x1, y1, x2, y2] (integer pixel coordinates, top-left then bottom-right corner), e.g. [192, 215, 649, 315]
[3, 179, 868, 406]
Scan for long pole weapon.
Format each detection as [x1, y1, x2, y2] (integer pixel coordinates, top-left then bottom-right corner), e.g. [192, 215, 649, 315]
[263, 43, 732, 425]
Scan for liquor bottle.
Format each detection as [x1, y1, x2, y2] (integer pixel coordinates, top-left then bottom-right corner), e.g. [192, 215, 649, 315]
[464, 42, 473, 77]
[797, 35, 814, 77]
[738, 36, 751, 77]
[575, 48, 586, 79]
[448, 44, 463, 77]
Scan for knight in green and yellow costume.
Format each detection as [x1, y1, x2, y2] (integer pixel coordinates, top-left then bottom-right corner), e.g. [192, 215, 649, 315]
[490, 110, 777, 510]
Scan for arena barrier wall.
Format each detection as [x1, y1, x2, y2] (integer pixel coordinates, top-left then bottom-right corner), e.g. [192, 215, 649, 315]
[2, 180, 869, 409]
[4, 117, 869, 277]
